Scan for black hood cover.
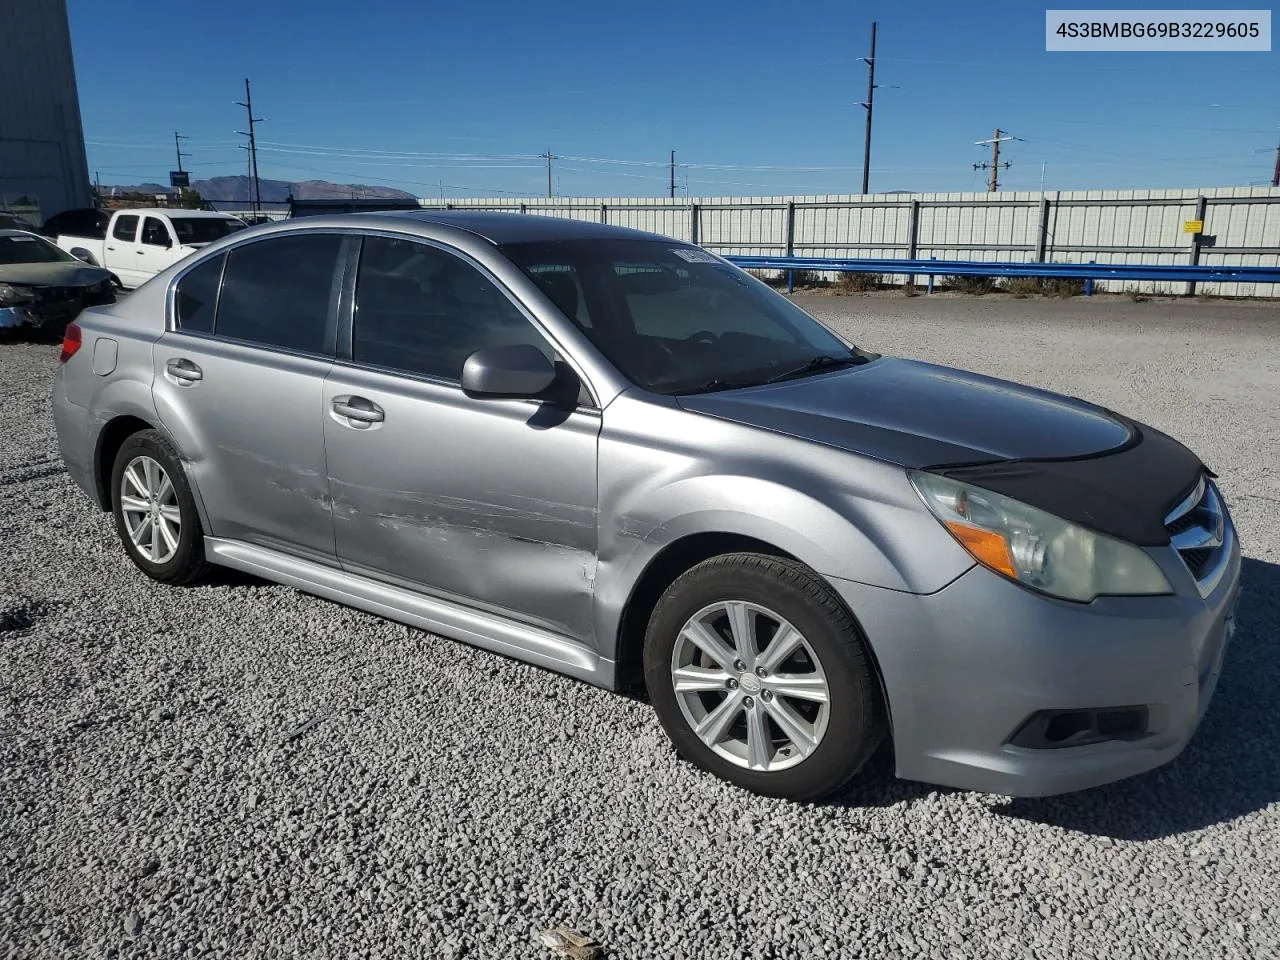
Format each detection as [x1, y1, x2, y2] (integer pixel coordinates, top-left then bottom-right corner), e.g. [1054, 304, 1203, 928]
[929, 415, 1208, 547]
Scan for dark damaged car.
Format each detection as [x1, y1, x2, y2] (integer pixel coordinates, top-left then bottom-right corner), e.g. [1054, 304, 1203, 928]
[0, 229, 115, 335]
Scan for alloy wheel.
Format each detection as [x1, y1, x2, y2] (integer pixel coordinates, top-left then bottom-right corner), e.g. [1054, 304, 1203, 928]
[119, 455, 181, 564]
[670, 600, 831, 772]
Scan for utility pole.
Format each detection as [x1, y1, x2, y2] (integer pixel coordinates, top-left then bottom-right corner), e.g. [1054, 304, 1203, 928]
[542, 149, 553, 198]
[669, 150, 676, 199]
[858, 21, 877, 195]
[173, 131, 189, 174]
[974, 128, 1015, 192]
[1272, 133, 1280, 187]
[236, 79, 264, 219]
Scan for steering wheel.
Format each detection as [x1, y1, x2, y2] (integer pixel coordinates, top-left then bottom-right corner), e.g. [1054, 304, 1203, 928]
[684, 330, 720, 344]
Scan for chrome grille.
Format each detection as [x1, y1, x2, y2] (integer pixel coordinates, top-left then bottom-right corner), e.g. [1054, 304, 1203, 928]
[1164, 475, 1229, 596]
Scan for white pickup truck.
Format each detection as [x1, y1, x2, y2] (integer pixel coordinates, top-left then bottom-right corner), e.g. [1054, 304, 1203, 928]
[50, 208, 245, 289]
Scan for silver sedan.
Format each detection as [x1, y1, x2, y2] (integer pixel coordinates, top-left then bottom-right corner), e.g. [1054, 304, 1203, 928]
[51, 211, 1241, 800]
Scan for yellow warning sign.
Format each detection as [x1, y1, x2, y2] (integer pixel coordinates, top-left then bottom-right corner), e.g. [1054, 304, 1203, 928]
[1183, 220, 1204, 234]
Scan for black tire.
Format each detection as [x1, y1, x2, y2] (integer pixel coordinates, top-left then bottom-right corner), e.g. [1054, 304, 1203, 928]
[110, 429, 210, 585]
[643, 553, 886, 801]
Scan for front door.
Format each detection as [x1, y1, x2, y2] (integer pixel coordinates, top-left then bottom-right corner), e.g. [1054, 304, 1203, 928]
[151, 233, 345, 563]
[137, 216, 187, 281]
[322, 235, 600, 643]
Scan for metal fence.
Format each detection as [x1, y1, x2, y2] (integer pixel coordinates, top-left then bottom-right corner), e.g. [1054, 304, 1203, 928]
[420, 187, 1280, 297]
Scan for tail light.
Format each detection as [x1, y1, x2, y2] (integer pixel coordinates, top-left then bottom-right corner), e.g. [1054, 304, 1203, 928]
[59, 322, 82, 364]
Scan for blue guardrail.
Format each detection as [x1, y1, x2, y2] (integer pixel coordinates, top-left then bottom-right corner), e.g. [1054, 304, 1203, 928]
[724, 255, 1280, 295]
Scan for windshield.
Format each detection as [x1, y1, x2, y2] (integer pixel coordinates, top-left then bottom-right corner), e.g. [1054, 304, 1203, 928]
[0, 232, 76, 265]
[501, 239, 858, 394]
[169, 218, 243, 245]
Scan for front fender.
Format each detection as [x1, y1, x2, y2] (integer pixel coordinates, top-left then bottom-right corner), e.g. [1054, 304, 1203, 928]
[592, 396, 975, 662]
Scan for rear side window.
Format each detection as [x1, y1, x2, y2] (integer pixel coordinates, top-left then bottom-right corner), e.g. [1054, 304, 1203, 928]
[353, 236, 551, 382]
[174, 254, 224, 334]
[215, 234, 342, 355]
[112, 215, 139, 242]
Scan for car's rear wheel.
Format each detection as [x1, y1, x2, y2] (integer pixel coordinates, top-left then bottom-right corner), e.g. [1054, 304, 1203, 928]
[110, 430, 209, 585]
[643, 553, 886, 800]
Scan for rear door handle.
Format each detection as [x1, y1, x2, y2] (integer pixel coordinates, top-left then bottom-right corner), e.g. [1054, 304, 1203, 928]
[332, 395, 385, 424]
[165, 357, 202, 382]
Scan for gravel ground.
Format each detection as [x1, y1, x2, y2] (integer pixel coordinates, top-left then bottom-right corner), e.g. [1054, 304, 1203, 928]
[2, 295, 1279, 960]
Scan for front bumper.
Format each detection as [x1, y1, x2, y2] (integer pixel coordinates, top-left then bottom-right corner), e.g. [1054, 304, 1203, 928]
[0, 283, 114, 329]
[831, 521, 1242, 797]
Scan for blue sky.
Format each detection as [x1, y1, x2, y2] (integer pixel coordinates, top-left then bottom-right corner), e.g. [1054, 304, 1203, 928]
[69, 0, 1279, 197]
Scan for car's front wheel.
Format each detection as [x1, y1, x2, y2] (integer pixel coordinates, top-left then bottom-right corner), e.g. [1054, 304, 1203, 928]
[110, 430, 209, 585]
[644, 553, 886, 800]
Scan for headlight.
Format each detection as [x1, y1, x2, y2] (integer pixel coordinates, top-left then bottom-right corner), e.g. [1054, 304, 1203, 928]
[909, 471, 1172, 602]
[0, 282, 35, 307]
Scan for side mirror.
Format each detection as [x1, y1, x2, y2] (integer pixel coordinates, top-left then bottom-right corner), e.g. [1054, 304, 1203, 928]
[70, 249, 91, 262]
[461, 343, 557, 400]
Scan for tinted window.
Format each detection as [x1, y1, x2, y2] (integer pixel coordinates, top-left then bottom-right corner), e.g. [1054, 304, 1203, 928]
[503, 239, 855, 394]
[170, 217, 242, 245]
[215, 235, 342, 354]
[112, 215, 139, 242]
[142, 217, 171, 247]
[174, 254, 224, 334]
[353, 236, 550, 382]
[43, 209, 108, 239]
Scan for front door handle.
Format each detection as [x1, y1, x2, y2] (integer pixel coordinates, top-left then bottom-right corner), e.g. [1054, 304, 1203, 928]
[332, 395, 385, 424]
[165, 357, 202, 382]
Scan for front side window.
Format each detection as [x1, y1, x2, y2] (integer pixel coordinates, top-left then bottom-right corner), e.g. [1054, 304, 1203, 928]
[174, 254, 224, 334]
[353, 236, 551, 382]
[142, 217, 171, 247]
[112, 215, 139, 242]
[502, 239, 857, 394]
[215, 235, 342, 354]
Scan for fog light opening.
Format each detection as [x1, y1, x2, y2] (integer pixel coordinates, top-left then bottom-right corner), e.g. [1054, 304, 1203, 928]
[1009, 706, 1150, 750]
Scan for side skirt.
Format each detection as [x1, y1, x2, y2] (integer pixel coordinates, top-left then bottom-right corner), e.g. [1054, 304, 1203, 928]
[204, 537, 615, 688]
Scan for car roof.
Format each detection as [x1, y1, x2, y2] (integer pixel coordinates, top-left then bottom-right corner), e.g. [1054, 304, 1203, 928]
[113, 208, 238, 218]
[0, 228, 43, 238]
[365, 209, 672, 245]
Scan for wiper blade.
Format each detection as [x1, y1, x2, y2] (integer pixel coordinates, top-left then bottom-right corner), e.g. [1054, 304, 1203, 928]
[764, 353, 865, 384]
[679, 377, 756, 395]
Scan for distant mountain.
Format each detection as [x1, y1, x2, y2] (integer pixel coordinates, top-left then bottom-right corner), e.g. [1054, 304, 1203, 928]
[104, 175, 417, 203]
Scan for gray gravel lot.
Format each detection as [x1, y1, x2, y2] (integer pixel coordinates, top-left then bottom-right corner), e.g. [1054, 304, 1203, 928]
[2, 294, 1279, 960]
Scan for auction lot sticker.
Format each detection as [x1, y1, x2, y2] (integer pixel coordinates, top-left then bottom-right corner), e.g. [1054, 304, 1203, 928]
[1046, 10, 1271, 50]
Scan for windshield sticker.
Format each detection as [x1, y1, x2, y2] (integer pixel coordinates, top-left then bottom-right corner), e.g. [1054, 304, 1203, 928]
[671, 248, 718, 263]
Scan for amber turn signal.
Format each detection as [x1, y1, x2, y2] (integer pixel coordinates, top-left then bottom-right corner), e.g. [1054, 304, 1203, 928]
[944, 520, 1017, 578]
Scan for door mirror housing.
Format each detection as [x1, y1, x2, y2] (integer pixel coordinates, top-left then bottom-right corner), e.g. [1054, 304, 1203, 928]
[461, 343, 558, 400]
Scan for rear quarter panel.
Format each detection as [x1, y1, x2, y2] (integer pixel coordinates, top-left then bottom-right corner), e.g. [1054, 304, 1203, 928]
[57, 284, 171, 505]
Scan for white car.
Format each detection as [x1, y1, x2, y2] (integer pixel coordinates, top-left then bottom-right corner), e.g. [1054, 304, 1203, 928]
[50, 208, 245, 288]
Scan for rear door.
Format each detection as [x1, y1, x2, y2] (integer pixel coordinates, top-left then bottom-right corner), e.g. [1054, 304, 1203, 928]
[105, 214, 143, 286]
[321, 234, 601, 642]
[151, 232, 347, 564]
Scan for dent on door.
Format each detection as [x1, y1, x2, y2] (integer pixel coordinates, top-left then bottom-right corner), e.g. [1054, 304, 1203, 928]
[323, 376, 600, 642]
